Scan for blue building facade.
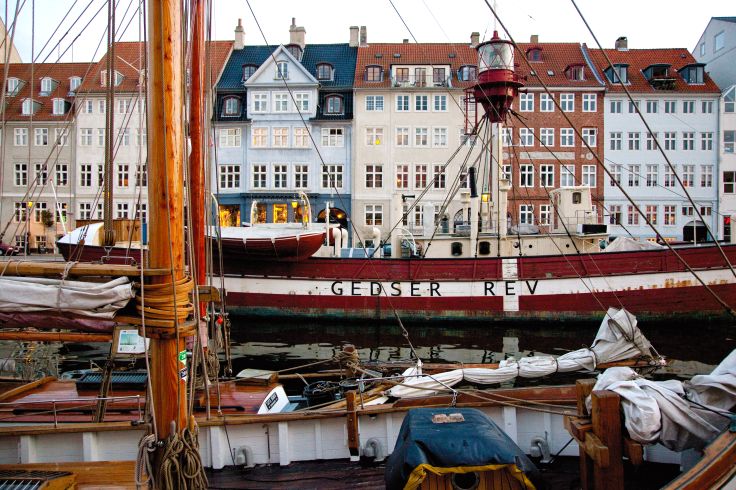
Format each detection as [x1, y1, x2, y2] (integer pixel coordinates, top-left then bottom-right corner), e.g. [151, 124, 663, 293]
[213, 42, 356, 231]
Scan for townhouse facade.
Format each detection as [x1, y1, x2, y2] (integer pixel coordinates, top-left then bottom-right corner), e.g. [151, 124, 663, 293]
[588, 41, 720, 242]
[0, 63, 89, 252]
[212, 20, 356, 229]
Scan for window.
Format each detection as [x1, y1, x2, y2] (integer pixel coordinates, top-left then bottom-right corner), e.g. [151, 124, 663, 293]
[700, 43, 706, 56]
[117, 164, 129, 187]
[610, 164, 622, 186]
[628, 132, 640, 150]
[610, 132, 622, 150]
[627, 205, 639, 226]
[295, 93, 309, 112]
[365, 204, 383, 226]
[51, 98, 65, 115]
[365, 164, 383, 188]
[396, 127, 409, 146]
[519, 93, 534, 112]
[325, 95, 343, 114]
[135, 203, 146, 223]
[433, 127, 447, 147]
[396, 94, 409, 111]
[55, 128, 68, 146]
[415, 95, 428, 111]
[414, 127, 428, 146]
[540, 164, 554, 187]
[433, 165, 446, 189]
[609, 205, 622, 225]
[726, 87, 735, 113]
[396, 164, 409, 189]
[582, 94, 597, 112]
[628, 100, 639, 113]
[79, 202, 92, 220]
[322, 128, 344, 147]
[539, 93, 553, 112]
[80, 128, 93, 146]
[645, 100, 658, 114]
[34, 163, 47, 185]
[274, 93, 289, 112]
[701, 132, 713, 151]
[502, 128, 513, 147]
[664, 132, 676, 151]
[725, 131, 736, 153]
[56, 163, 68, 186]
[664, 205, 676, 225]
[117, 99, 131, 114]
[582, 128, 597, 148]
[366, 127, 383, 146]
[80, 164, 92, 187]
[502, 165, 512, 184]
[645, 205, 658, 225]
[414, 67, 427, 87]
[664, 166, 676, 187]
[520, 164, 534, 187]
[683, 100, 695, 113]
[519, 128, 534, 146]
[560, 128, 574, 147]
[34, 128, 48, 146]
[116, 203, 129, 219]
[252, 93, 269, 112]
[365, 66, 383, 82]
[664, 100, 676, 113]
[539, 205, 551, 226]
[252, 127, 268, 147]
[82, 99, 93, 113]
[681, 164, 695, 187]
[702, 100, 713, 113]
[21, 99, 36, 115]
[33, 202, 48, 223]
[433, 67, 447, 86]
[6, 77, 20, 96]
[610, 100, 622, 113]
[252, 164, 267, 188]
[120, 128, 130, 146]
[293, 127, 309, 147]
[682, 206, 694, 217]
[432, 95, 447, 112]
[222, 96, 241, 116]
[322, 164, 343, 188]
[646, 132, 658, 151]
[519, 205, 534, 225]
[97, 165, 104, 186]
[294, 164, 309, 188]
[272, 127, 289, 147]
[682, 132, 695, 150]
[395, 68, 409, 83]
[276, 61, 288, 79]
[701, 165, 713, 187]
[561, 164, 575, 187]
[414, 164, 427, 189]
[714, 31, 725, 52]
[366, 95, 384, 111]
[725, 172, 736, 194]
[316, 63, 333, 80]
[582, 165, 596, 187]
[242, 64, 257, 81]
[135, 164, 147, 187]
[98, 100, 106, 113]
[273, 164, 288, 189]
[540, 128, 554, 147]
[97, 128, 105, 146]
[628, 164, 640, 187]
[560, 93, 574, 112]
[219, 128, 241, 147]
[101, 70, 123, 87]
[40, 77, 53, 95]
[646, 164, 658, 187]
[457, 65, 477, 81]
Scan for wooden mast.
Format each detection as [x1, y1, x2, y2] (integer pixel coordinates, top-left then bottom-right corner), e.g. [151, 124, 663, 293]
[146, 0, 187, 439]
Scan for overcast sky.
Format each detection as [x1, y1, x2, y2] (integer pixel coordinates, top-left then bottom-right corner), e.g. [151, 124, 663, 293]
[3, 0, 732, 64]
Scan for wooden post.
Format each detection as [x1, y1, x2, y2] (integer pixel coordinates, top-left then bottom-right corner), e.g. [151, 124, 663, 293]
[591, 390, 624, 490]
[346, 391, 360, 461]
[146, 0, 187, 440]
[576, 379, 596, 490]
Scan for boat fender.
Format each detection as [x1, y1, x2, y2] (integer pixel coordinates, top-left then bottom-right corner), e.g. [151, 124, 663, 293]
[363, 437, 386, 462]
[234, 445, 255, 468]
[529, 435, 551, 463]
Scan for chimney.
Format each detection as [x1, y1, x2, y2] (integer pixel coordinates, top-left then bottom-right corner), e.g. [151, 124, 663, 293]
[359, 26, 367, 47]
[403, 39, 409, 44]
[530, 34, 539, 44]
[470, 31, 480, 47]
[234, 18, 244, 50]
[289, 17, 306, 49]
[615, 36, 628, 51]
[349, 26, 359, 47]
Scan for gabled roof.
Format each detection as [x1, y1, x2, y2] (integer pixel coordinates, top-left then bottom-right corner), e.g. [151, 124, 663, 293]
[79, 40, 233, 94]
[244, 44, 318, 87]
[0, 62, 92, 121]
[587, 47, 720, 93]
[513, 42, 604, 89]
[713, 16, 736, 23]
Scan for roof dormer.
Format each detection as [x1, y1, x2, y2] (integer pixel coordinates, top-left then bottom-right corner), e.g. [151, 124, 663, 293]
[285, 43, 303, 61]
[526, 46, 543, 62]
[69, 76, 82, 93]
[39, 77, 58, 96]
[678, 63, 705, 85]
[565, 63, 585, 81]
[604, 64, 629, 84]
[100, 69, 124, 87]
[316, 62, 334, 81]
[5, 77, 22, 96]
[21, 98, 40, 115]
[643, 63, 675, 89]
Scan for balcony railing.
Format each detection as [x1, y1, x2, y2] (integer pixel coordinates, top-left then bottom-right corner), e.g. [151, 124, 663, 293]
[390, 74, 452, 88]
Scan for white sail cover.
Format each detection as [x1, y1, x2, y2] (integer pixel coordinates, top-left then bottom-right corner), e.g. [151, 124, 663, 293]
[0, 276, 134, 318]
[604, 236, 664, 252]
[588, 350, 736, 451]
[389, 307, 655, 398]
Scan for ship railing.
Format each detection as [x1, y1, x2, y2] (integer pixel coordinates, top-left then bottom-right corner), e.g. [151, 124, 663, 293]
[0, 394, 144, 427]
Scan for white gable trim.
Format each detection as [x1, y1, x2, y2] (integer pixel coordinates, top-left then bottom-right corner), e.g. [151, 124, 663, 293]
[244, 44, 318, 88]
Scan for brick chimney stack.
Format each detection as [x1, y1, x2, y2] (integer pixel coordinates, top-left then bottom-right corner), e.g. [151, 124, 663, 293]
[289, 17, 306, 49]
[349, 26, 359, 47]
[530, 34, 539, 44]
[470, 32, 480, 46]
[234, 18, 244, 50]
[615, 36, 628, 51]
[359, 26, 367, 47]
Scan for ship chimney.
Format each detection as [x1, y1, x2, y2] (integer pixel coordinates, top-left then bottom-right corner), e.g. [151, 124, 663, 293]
[349, 26, 359, 47]
[289, 17, 306, 49]
[234, 18, 244, 50]
[470, 31, 480, 47]
[530, 34, 539, 44]
[359, 26, 367, 47]
[615, 36, 628, 51]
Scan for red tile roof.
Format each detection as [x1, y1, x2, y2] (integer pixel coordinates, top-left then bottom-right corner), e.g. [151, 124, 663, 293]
[587, 47, 720, 93]
[0, 62, 93, 121]
[79, 40, 233, 93]
[514, 42, 603, 89]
